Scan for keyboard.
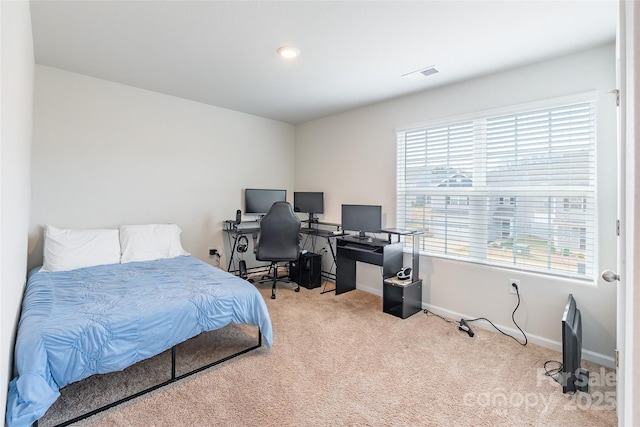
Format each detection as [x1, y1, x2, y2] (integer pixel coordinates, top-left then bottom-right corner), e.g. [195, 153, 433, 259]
[343, 242, 376, 250]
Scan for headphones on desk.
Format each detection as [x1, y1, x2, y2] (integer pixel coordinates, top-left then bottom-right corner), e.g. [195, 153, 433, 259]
[236, 235, 249, 253]
[397, 267, 412, 280]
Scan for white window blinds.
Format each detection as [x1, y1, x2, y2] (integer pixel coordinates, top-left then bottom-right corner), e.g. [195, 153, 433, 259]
[396, 99, 596, 279]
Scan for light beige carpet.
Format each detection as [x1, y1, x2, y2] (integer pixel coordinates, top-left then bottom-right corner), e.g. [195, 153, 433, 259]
[39, 281, 616, 427]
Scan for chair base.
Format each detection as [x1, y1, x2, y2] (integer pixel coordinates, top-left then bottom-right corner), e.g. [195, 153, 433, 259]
[256, 262, 300, 299]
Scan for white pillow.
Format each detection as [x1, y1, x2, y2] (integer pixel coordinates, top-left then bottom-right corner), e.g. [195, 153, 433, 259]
[42, 225, 121, 272]
[119, 224, 190, 263]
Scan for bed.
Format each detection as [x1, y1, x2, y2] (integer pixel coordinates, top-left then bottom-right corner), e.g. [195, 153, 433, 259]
[6, 225, 273, 427]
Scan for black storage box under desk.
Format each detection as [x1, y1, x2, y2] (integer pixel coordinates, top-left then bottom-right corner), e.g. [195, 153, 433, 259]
[289, 252, 322, 289]
[383, 278, 422, 319]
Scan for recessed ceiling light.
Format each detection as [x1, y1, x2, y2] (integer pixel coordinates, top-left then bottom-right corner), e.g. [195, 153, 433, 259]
[278, 46, 300, 59]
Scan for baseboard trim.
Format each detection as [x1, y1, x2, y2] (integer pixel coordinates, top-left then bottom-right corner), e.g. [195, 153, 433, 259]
[354, 283, 614, 368]
[423, 303, 615, 368]
[356, 283, 381, 296]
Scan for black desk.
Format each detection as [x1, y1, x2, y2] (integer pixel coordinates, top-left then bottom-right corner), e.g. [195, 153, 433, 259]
[222, 222, 260, 273]
[300, 228, 340, 238]
[335, 235, 403, 295]
[299, 228, 344, 258]
[223, 220, 343, 276]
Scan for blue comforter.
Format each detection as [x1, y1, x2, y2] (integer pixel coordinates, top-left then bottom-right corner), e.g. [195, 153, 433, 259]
[6, 256, 272, 427]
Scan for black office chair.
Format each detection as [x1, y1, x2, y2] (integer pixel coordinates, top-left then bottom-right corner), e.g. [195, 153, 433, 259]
[255, 201, 302, 299]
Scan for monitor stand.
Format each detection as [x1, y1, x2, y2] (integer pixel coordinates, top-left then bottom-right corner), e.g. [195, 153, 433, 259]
[353, 231, 368, 240]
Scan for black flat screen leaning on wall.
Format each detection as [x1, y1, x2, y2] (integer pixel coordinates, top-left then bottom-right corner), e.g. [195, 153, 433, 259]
[244, 189, 287, 214]
[341, 204, 382, 239]
[560, 294, 589, 394]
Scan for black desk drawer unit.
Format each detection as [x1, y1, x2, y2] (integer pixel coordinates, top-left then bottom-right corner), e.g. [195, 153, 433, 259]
[383, 279, 422, 319]
[289, 252, 322, 289]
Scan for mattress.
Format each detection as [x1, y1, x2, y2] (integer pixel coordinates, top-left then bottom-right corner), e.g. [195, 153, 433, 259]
[6, 256, 272, 427]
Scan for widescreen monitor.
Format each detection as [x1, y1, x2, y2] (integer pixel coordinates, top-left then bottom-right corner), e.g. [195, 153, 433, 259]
[341, 204, 382, 239]
[294, 192, 324, 222]
[560, 294, 589, 394]
[244, 189, 287, 214]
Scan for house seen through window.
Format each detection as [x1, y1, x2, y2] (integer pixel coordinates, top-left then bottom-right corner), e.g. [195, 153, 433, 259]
[396, 96, 596, 279]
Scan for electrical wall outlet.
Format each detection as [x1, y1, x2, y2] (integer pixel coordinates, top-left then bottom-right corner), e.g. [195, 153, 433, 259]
[509, 278, 520, 294]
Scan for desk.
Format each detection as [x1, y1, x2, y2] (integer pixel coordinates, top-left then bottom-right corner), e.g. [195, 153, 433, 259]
[336, 235, 403, 295]
[222, 220, 343, 277]
[299, 220, 342, 239]
[381, 230, 423, 318]
[222, 221, 260, 273]
[299, 221, 343, 285]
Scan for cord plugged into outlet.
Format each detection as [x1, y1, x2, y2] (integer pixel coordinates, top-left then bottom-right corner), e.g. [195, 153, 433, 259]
[458, 318, 475, 337]
[427, 279, 528, 346]
[208, 248, 221, 268]
[509, 278, 520, 295]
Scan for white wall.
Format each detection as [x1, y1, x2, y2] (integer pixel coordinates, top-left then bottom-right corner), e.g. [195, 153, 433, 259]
[0, 1, 34, 425]
[295, 44, 618, 364]
[30, 66, 295, 271]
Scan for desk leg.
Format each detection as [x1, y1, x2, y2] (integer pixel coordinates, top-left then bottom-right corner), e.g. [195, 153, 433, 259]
[326, 237, 337, 266]
[320, 236, 337, 294]
[320, 283, 336, 294]
[336, 250, 356, 295]
[227, 234, 238, 273]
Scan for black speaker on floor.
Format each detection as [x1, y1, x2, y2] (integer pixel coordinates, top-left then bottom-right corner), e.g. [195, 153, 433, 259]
[289, 252, 321, 289]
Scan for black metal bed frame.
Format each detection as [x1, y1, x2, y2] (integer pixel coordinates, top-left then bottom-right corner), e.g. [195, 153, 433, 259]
[34, 329, 262, 427]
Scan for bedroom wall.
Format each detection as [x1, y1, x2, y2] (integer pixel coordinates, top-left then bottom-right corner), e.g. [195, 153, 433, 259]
[29, 66, 295, 272]
[1, 1, 34, 425]
[295, 43, 618, 365]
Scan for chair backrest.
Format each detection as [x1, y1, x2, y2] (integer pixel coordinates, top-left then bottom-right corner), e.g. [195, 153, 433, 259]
[255, 201, 301, 262]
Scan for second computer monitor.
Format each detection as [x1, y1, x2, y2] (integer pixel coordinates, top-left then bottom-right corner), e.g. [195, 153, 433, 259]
[294, 192, 324, 222]
[341, 204, 382, 239]
[245, 188, 287, 214]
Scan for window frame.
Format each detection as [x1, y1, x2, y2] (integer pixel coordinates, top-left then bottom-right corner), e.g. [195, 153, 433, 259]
[395, 92, 599, 281]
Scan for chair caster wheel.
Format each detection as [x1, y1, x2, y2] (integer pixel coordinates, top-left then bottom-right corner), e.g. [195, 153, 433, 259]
[295, 287, 300, 292]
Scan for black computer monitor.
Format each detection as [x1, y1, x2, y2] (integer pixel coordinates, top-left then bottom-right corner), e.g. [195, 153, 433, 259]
[294, 192, 324, 222]
[341, 204, 382, 239]
[560, 294, 589, 394]
[244, 189, 287, 214]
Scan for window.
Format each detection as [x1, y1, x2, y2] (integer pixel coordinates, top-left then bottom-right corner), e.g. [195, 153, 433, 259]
[396, 96, 596, 279]
[563, 197, 587, 211]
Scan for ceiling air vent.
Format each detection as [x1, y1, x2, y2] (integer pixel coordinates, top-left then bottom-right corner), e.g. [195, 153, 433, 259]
[402, 65, 439, 81]
[420, 67, 439, 76]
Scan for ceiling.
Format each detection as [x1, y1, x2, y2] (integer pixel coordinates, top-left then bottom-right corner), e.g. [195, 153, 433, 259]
[29, 1, 617, 125]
